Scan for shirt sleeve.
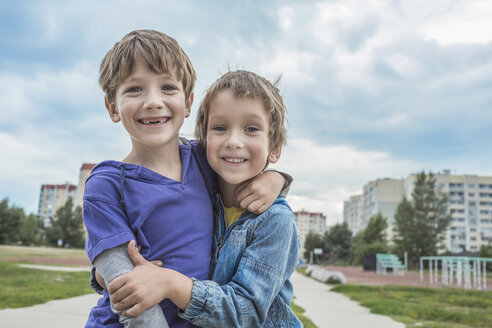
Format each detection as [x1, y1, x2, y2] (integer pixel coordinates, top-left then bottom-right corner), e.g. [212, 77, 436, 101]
[94, 244, 169, 328]
[84, 198, 136, 263]
[264, 169, 293, 198]
[178, 205, 300, 327]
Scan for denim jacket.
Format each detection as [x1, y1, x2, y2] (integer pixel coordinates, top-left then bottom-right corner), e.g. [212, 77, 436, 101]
[179, 195, 302, 327]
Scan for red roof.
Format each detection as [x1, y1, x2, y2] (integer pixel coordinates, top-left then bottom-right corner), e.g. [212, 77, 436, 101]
[294, 211, 326, 218]
[81, 163, 97, 171]
[41, 184, 77, 191]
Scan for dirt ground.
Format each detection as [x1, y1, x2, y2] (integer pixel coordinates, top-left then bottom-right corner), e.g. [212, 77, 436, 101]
[321, 265, 492, 291]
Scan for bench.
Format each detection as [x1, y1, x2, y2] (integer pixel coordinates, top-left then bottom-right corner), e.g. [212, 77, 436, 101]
[376, 253, 406, 275]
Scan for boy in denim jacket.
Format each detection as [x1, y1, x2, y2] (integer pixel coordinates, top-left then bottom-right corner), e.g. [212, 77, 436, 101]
[107, 70, 302, 327]
[84, 30, 289, 328]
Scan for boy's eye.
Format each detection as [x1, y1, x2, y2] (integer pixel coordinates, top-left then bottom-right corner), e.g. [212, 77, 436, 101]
[212, 126, 227, 132]
[246, 126, 260, 133]
[127, 86, 141, 93]
[162, 85, 176, 91]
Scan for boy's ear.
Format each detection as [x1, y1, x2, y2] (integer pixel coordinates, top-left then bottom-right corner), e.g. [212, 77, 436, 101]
[184, 92, 194, 118]
[105, 97, 120, 123]
[268, 147, 282, 164]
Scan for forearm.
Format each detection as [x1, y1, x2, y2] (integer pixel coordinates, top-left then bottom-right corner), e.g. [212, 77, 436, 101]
[94, 243, 169, 328]
[164, 269, 194, 311]
[180, 276, 273, 328]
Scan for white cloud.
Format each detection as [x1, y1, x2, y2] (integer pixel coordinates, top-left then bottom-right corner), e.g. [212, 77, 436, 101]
[417, 0, 492, 45]
[271, 138, 417, 224]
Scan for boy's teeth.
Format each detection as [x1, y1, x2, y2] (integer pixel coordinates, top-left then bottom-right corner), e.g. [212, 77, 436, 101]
[142, 118, 168, 124]
[224, 158, 245, 163]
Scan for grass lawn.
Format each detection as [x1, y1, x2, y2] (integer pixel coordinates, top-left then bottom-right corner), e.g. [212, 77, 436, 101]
[0, 260, 93, 309]
[292, 300, 317, 327]
[332, 284, 492, 328]
[0, 245, 88, 261]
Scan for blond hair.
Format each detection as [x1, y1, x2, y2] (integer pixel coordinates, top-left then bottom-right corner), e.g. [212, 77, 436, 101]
[195, 70, 287, 151]
[99, 29, 196, 104]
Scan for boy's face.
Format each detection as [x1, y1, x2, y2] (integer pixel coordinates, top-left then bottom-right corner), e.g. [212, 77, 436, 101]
[106, 57, 192, 152]
[206, 89, 281, 187]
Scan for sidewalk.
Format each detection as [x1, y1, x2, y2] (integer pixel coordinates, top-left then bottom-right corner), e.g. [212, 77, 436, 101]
[291, 271, 405, 328]
[0, 268, 404, 328]
[0, 293, 101, 328]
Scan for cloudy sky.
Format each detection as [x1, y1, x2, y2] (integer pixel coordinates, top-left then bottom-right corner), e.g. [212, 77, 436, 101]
[1, 0, 491, 225]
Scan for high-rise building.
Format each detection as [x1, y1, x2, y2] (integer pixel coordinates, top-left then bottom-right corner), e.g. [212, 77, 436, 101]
[344, 178, 403, 240]
[294, 211, 327, 257]
[404, 173, 492, 253]
[75, 163, 96, 208]
[38, 184, 77, 225]
[344, 172, 492, 253]
[343, 195, 362, 234]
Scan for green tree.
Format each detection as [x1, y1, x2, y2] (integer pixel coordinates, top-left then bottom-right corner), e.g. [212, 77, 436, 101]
[393, 171, 452, 267]
[18, 214, 41, 246]
[303, 232, 324, 260]
[323, 222, 352, 263]
[352, 213, 389, 264]
[478, 244, 492, 270]
[45, 198, 85, 248]
[0, 198, 23, 244]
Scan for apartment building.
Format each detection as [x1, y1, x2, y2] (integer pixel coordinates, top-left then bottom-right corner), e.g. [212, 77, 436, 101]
[75, 163, 97, 208]
[294, 211, 327, 256]
[344, 178, 404, 240]
[37, 184, 77, 225]
[344, 172, 492, 253]
[404, 173, 492, 253]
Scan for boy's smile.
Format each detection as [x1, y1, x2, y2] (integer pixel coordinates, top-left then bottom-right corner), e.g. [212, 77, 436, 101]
[106, 57, 192, 155]
[206, 90, 280, 189]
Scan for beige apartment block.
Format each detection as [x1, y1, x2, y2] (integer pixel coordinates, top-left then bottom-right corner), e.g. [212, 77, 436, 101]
[294, 211, 327, 257]
[404, 172, 492, 253]
[75, 163, 97, 208]
[38, 184, 77, 225]
[344, 172, 492, 254]
[343, 195, 362, 233]
[344, 178, 404, 241]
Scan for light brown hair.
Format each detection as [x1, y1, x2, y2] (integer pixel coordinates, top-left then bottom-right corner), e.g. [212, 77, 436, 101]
[195, 70, 287, 151]
[99, 29, 196, 104]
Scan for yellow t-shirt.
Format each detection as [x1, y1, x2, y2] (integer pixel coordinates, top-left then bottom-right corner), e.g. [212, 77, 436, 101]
[224, 206, 245, 227]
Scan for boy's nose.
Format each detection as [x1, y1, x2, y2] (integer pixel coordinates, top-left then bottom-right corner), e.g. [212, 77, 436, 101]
[143, 89, 164, 110]
[225, 130, 243, 149]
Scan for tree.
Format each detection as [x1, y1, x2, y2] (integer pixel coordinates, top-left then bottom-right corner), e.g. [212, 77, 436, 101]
[303, 232, 324, 260]
[479, 244, 492, 270]
[352, 213, 389, 264]
[323, 222, 352, 263]
[18, 214, 41, 246]
[393, 171, 452, 267]
[45, 198, 85, 248]
[0, 198, 23, 244]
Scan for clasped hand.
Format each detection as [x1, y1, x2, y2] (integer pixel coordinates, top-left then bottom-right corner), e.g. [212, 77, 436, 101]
[108, 240, 174, 317]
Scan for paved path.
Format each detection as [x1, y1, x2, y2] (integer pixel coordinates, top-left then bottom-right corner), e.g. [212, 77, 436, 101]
[291, 271, 405, 328]
[0, 293, 101, 328]
[0, 265, 404, 328]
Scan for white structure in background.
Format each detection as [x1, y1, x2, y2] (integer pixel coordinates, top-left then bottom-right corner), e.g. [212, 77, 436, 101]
[38, 184, 77, 226]
[420, 256, 491, 291]
[344, 178, 404, 241]
[294, 211, 327, 257]
[344, 172, 492, 253]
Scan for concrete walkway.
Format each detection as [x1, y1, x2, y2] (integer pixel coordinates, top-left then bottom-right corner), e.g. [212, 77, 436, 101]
[0, 266, 404, 328]
[291, 271, 405, 328]
[0, 293, 101, 328]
